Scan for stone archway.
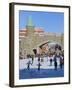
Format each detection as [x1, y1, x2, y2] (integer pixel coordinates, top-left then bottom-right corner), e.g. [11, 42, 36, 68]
[36, 40, 62, 55]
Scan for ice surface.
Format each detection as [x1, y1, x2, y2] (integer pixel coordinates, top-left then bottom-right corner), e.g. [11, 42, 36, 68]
[19, 57, 60, 70]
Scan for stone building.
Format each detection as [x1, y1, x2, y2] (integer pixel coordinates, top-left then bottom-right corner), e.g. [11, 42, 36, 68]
[19, 17, 64, 59]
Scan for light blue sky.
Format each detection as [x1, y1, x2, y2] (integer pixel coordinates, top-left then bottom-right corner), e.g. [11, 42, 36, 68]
[19, 10, 64, 33]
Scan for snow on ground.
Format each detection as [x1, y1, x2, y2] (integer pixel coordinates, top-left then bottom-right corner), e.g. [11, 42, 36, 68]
[19, 57, 60, 70]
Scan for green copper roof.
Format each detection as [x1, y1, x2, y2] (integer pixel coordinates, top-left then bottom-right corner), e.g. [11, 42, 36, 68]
[27, 16, 34, 26]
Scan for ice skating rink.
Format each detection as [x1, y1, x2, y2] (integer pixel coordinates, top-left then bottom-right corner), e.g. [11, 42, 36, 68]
[19, 57, 61, 70]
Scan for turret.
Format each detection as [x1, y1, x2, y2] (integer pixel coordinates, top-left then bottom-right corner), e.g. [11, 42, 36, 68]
[26, 16, 35, 35]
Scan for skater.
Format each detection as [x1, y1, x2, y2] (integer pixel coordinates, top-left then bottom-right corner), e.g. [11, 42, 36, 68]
[27, 61, 31, 70]
[54, 60, 57, 70]
[50, 58, 52, 66]
[60, 56, 64, 69]
[54, 56, 57, 70]
[31, 55, 34, 64]
[38, 62, 41, 71]
[50, 55, 53, 66]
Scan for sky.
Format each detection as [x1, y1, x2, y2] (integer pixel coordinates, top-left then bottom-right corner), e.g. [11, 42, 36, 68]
[19, 10, 64, 33]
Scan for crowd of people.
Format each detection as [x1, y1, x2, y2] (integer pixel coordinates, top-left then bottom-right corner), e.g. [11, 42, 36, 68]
[26, 50, 64, 71]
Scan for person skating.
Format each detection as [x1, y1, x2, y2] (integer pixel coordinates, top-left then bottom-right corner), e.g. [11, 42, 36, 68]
[27, 61, 31, 70]
[54, 56, 57, 70]
[50, 55, 53, 66]
[31, 55, 34, 64]
[54, 60, 57, 70]
[50, 58, 52, 66]
[38, 62, 41, 71]
[60, 55, 64, 69]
